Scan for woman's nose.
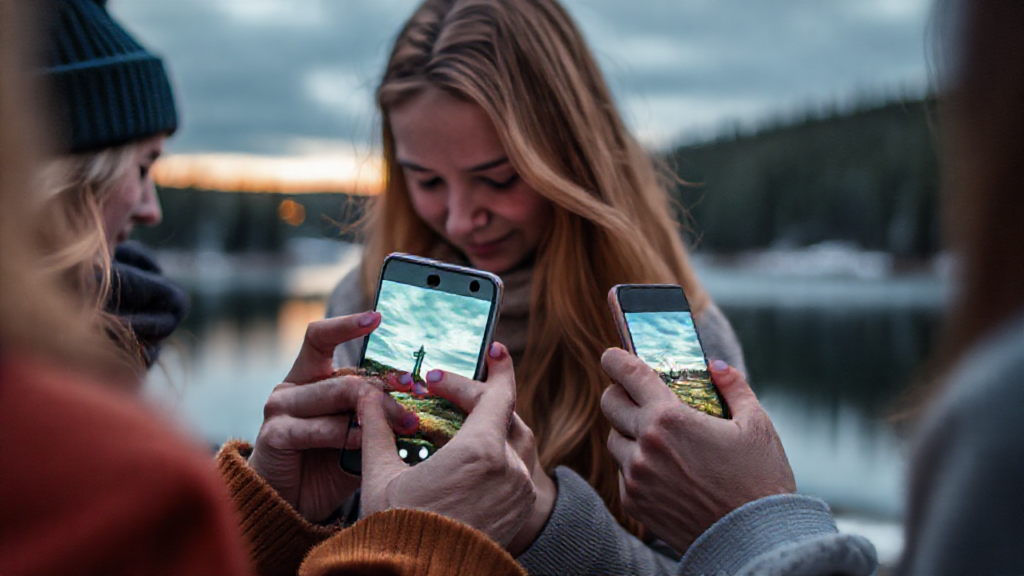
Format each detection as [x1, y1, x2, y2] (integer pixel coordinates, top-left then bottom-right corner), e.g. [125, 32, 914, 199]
[445, 187, 488, 238]
[133, 183, 163, 226]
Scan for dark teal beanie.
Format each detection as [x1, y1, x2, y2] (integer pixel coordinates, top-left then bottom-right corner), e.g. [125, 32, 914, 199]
[44, 0, 178, 154]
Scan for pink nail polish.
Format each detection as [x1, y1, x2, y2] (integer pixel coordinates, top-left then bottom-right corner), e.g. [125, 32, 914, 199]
[359, 312, 378, 327]
[399, 373, 413, 386]
[711, 360, 728, 372]
[489, 343, 502, 359]
[426, 370, 443, 383]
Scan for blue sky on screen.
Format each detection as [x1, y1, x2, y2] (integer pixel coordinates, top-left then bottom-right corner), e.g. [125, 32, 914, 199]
[626, 311, 707, 373]
[363, 280, 491, 379]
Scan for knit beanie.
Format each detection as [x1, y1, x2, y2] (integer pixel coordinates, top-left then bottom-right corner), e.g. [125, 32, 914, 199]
[43, 0, 178, 154]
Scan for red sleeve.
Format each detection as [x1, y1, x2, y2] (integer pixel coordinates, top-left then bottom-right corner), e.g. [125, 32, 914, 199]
[0, 356, 253, 576]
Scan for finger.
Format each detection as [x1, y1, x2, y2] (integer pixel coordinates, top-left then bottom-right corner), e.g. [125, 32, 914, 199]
[286, 312, 381, 383]
[358, 387, 408, 480]
[601, 348, 676, 406]
[507, 413, 537, 473]
[259, 414, 353, 451]
[600, 383, 642, 439]
[606, 427, 639, 471]
[432, 343, 516, 438]
[709, 360, 760, 419]
[265, 376, 367, 419]
[265, 376, 417, 434]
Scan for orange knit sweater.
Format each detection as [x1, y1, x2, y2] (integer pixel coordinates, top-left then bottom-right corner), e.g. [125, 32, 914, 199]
[216, 440, 526, 576]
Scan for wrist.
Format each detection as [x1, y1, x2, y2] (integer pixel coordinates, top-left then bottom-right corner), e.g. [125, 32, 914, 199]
[507, 470, 557, 556]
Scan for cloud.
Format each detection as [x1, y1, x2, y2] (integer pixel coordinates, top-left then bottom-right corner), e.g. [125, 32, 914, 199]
[109, 0, 933, 154]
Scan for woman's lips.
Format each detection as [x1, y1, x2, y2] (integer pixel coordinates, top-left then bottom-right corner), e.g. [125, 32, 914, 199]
[463, 232, 513, 258]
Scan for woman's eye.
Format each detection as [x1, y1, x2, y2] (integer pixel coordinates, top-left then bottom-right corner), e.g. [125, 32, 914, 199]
[486, 174, 520, 190]
[418, 177, 442, 189]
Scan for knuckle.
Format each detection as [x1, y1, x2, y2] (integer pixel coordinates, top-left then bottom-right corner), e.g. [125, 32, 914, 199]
[651, 404, 682, 431]
[263, 394, 288, 419]
[257, 421, 287, 448]
[622, 471, 642, 497]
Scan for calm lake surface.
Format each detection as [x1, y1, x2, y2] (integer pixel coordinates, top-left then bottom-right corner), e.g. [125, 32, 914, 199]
[145, 244, 946, 564]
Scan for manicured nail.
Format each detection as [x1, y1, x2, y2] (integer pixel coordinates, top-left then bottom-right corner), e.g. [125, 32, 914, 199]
[399, 373, 413, 386]
[489, 343, 503, 359]
[414, 383, 428, 396]
[359, 312, 379, 327]
[711, 360, 728, 372]
[426, 370, 443, 383]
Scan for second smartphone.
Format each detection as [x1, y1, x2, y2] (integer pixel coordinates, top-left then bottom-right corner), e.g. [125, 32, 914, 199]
[608, 284, 729, 418]
[340, 253, 503, 475]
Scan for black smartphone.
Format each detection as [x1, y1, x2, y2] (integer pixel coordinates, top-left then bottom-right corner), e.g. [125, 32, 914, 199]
[339, 253, 503, 475]
[608, 284, 729, 418]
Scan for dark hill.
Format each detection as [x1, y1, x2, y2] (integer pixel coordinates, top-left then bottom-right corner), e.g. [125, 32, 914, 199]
[666, 97, 941, 257]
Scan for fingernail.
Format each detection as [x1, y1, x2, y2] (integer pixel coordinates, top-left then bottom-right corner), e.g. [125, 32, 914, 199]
[399, 373, 413, 386]
[359, 312, 379, 327]
[489, 343, 503, 359]
[414, 383, 427, 396]
[426, 369, 443, 383]
[711, 360, 728, 372]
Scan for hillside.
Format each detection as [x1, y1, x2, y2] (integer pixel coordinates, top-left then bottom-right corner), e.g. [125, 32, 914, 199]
[667, 97, 942, 257]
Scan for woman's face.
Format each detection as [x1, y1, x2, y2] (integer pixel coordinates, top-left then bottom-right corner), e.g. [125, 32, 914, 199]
[390, 86, 554, 275]
[101, 135, 165, 250]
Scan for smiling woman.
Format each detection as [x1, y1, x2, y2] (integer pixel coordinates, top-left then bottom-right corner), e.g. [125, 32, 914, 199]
[322, 0, 748, 573]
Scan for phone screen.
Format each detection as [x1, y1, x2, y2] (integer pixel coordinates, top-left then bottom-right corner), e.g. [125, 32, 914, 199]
[360, 268, 496, 465]
[363, 279, 492, 379]
[620, 287, 728, 418]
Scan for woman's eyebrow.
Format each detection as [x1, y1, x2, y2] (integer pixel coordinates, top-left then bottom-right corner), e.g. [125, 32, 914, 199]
[397, 159, 431, 172]
[467, 157, 509, 172]
[397, 157, 510, 173]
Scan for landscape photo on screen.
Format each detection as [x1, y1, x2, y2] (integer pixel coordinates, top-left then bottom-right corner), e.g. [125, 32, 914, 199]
[625, 311, 727, 418]
[362, 279, 492, 454]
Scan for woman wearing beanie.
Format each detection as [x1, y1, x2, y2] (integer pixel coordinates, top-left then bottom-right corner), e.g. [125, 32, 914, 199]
[39, 0, 187, 372]
[2, 1, 533, 575]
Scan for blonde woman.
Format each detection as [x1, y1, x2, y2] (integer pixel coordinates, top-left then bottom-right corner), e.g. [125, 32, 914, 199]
[250, 0, 746, 573]
[39, 0, 186, 372]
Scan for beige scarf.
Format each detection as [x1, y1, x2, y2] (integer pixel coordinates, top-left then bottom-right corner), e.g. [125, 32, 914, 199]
[428, 243, 533, 366]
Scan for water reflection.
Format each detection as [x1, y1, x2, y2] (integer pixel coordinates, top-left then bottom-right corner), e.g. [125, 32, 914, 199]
[724, 305, 941, 519]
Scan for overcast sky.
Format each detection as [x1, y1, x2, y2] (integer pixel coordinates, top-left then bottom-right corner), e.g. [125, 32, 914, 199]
[111, 0, 934, 156]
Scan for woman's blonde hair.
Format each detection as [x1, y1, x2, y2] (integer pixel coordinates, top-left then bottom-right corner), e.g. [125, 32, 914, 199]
[38, 144, 148, 375]
[361, 0, 707, 534]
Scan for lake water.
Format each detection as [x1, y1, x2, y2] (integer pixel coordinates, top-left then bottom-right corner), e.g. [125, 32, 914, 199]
[145, 244, 946, 565]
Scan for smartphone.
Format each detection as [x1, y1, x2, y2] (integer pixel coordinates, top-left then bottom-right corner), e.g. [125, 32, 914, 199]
[608, 284, 729, 418]
[339, 253, 503, 475]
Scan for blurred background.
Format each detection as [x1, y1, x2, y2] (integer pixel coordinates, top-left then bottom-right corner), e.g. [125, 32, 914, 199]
[114, 0, 941, 565]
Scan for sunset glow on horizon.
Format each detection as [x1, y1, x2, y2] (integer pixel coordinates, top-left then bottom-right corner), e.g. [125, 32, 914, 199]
[153, 152, 384, 195]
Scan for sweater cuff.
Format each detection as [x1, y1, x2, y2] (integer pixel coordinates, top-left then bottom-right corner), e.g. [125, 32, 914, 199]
[678, 494, 872, 576]
[299, 509, 526, 576]
[216, 440, 338, 576]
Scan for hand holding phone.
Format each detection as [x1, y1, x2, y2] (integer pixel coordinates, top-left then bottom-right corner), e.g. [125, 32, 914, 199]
[608, 284, 728, 418]
[357, 342, 536, 548]
[340, 254, 503, 474]
[247, 313, 417, 523]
